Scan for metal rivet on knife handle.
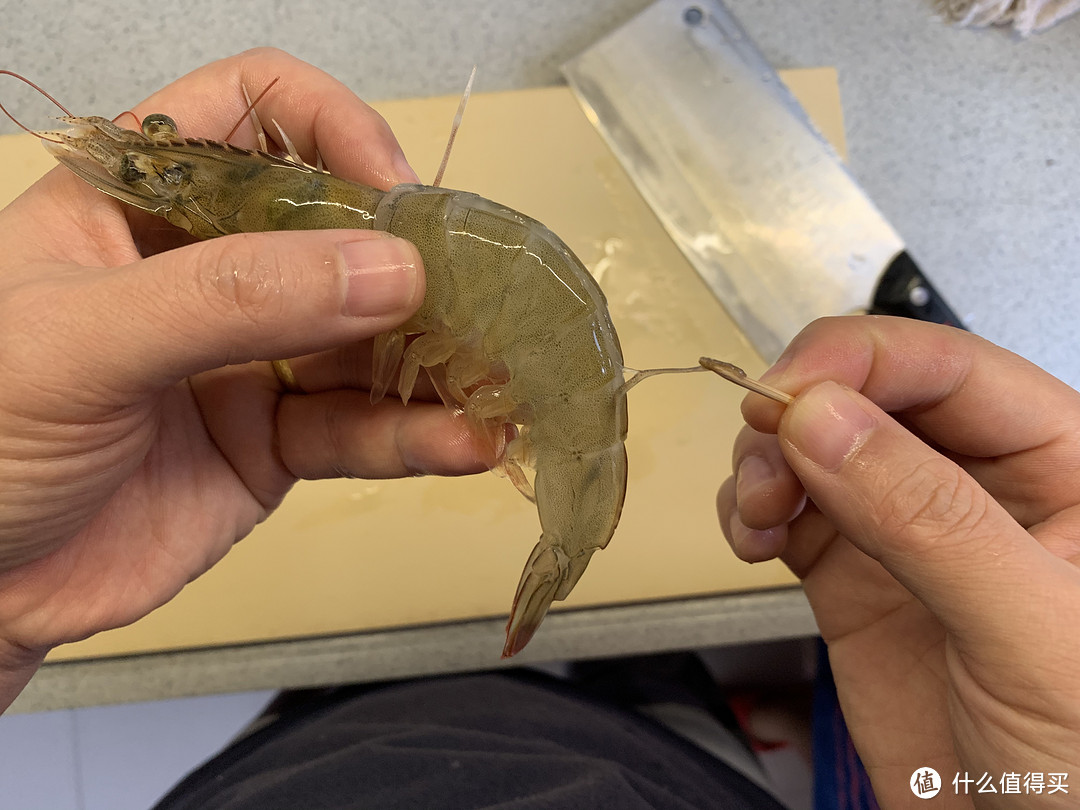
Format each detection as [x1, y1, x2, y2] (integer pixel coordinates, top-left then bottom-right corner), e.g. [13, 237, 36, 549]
[683, 6, 705, 26]
[698, 357, 795, 405]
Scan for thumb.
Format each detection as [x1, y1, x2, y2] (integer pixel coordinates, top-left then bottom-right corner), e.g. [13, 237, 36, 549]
[778, 380, 1066, 643]
[66, 229, 423, 391]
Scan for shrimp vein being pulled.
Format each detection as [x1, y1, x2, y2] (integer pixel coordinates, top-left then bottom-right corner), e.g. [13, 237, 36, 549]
[44, 110, 628, 658]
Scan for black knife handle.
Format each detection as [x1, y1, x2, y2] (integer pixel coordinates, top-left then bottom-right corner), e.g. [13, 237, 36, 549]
[869, 251, 967, 330]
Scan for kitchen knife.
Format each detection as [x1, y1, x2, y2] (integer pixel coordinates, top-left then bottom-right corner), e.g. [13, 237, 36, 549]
[563, 0, 965, 362]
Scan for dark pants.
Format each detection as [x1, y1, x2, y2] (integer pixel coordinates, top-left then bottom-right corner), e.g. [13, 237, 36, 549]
[153, 671, 786, 809]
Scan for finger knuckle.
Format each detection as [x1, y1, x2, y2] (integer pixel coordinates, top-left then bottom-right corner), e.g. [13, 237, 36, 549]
[322, 397, 355, 479]
[879, 457, 989, 551]
[193, 236, 290, 325]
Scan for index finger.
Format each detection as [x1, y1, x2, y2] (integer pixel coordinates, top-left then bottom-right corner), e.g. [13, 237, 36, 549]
[130, 48, 419, 190]
[744, 316, 1080, 527]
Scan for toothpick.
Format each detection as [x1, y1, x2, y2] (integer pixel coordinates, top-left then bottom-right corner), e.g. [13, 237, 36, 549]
[698, 357, 794, 405]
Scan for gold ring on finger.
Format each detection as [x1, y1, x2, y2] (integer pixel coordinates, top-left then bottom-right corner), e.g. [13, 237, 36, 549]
[271, 359, 304, 393]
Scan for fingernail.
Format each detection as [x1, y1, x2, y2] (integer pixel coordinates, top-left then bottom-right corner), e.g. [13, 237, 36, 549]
[785, 380, 877, 471]
[339, 237, 419, 317]
[736, 454, 776, 502]
[393, 151, 422, 184]
[759, 350, 793, 384]
[729, 514, 785, 563]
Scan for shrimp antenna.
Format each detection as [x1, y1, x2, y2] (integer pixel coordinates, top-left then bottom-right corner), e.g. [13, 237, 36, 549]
[432, 65, 476, 188]
[112, 110, 141, 129]
[0, 69, 72, 141]
[224, 76, 281, 143]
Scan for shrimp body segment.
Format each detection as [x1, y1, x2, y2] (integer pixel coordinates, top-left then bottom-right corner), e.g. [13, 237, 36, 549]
[43, 114, 628, 657]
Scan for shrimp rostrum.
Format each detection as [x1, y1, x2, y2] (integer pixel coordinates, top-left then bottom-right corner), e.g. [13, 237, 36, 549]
[42, 109, 627, 657]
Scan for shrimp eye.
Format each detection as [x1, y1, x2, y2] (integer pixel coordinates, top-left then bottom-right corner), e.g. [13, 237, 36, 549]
[119, 154, 146, 183]
[142, 113, 178, 141]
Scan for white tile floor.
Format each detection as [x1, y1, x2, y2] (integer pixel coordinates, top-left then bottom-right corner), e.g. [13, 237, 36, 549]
[0, 691, 274, 810]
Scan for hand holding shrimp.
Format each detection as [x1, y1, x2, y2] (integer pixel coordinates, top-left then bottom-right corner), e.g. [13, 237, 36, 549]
[0, 50, 488, 713]
[24, 58, 647, 658]
[0, 46, 793, 682]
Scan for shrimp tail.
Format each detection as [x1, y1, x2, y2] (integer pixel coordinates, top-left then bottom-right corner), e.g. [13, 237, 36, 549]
[503, 541, 600, 658]
[502, 541, 566, 658]
[502, 443, 626, 657]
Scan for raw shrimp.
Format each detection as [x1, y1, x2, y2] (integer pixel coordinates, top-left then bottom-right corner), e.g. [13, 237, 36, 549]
[38, 107, 627, 658]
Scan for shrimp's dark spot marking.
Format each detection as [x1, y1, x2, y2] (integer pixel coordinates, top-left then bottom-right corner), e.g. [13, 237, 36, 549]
[119, 154, 146, 183]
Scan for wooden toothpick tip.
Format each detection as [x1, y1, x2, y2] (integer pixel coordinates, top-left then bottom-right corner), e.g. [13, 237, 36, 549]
[699, 357, 794, 405]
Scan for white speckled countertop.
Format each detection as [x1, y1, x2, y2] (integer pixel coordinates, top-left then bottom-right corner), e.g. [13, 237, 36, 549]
[4, 0, 1079, 386]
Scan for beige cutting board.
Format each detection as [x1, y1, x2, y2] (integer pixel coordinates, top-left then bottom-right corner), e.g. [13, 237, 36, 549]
[0, 68, 843, 661]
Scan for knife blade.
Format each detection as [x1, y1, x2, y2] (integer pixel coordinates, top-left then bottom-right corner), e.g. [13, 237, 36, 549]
[562, 0, 964, 362]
